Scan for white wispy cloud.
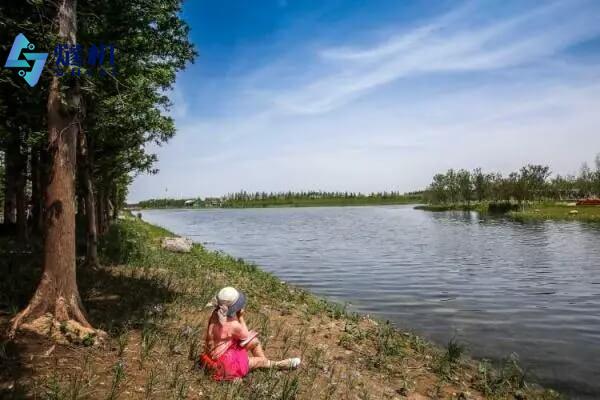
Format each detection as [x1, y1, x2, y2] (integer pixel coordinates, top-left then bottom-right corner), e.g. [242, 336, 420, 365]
[260, 0, 600, 115]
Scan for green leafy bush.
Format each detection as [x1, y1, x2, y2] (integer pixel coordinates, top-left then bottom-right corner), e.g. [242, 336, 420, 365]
[100, 220, 150, 265]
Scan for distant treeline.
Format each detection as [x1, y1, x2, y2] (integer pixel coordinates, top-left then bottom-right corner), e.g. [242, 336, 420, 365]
[423, 154, 600, 206]
[221, 190, 422, 208]
[136, 198, 203, 209]
[135, 191, 423, 209]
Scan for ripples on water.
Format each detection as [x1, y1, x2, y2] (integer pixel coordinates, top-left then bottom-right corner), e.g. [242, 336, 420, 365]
[142, 205, 600, 399]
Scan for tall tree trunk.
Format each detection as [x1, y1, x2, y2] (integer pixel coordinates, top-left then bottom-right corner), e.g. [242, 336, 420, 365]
[3, 137, 17, 224]
[96, 186, 105, 235]
[30, 146, 44, 235]
[15, 145, 28, 243]
[77, 130, 99, 267]
[104, 190, 111, 229]
[111, 186, 119, 221]
[10, 0, 93, 337]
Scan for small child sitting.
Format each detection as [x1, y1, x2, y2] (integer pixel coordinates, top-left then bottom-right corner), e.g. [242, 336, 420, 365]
[200, 286, 301, 380]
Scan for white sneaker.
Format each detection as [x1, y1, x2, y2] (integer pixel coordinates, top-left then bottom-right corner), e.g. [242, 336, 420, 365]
[288, 357, 301, 369]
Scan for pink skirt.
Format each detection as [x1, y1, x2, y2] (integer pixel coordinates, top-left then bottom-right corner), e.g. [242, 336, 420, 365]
[205, 343, 249, 381]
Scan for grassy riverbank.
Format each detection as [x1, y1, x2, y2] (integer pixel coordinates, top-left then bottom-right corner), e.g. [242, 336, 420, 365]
[413, 204, 481, 212]
[415, 202, 600, 222]
[1, 216, 561, 399]
[508, 205, 600, 222]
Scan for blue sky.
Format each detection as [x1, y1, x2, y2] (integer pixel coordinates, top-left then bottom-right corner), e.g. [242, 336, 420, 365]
[129, 0, 600, 201]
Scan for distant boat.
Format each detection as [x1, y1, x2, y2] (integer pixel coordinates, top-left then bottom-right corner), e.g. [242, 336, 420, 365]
[576, 199, 600, 206]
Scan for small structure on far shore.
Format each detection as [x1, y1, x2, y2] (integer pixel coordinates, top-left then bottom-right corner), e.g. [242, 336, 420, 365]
[204, 197, 223, 208]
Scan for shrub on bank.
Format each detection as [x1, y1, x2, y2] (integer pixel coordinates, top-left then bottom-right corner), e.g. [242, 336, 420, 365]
[487, 202, 519, 213]
[100, 219, 151, 265]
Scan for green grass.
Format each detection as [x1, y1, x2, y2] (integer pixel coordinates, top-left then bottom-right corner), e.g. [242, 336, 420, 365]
[415, 202, 600, 223]
[509, 204, 600, 222]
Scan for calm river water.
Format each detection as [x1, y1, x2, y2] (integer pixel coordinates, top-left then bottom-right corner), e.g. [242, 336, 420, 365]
[142, 205, 600, 398]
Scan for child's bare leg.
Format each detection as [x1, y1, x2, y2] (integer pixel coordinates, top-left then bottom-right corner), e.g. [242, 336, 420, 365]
[246, 339, 301, 371]
[249, 357, 301, 370]
[246, 337, 266, 358]
[249, 356, 271, 369]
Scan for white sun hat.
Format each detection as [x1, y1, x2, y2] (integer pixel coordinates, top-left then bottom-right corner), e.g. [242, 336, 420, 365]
[215, 286, 247, 317]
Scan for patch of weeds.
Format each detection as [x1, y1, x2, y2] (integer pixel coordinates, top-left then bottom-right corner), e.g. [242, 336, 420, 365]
[169, 362, 189, 399]
[446, 338, 464, 364]
[280, 375, 300, 400]
[407, 333, 428, 355]
[434, 338, 464, 379]
[144, 367, 158, 400]
[347, 311, 360, 323]
[44, 376, 68, 400]
[323, 367, 338, 400]
[375, 322, 405, 357]
[59, 353, 96, 399]
[248, 312, 270, 348]
[187, 328, 202, 361]
[42, 365, 91, 400]
[116, 329, 129, 357]
[107, 359, 126, 400]
[305, 298, 327, 316]
[280, 328, 295, 358]
[474, 354, 541, 397]
[367, 322, 405, 370]
[139, 322, 159, 367]
[338, 321, 367, 350]
[326, 301, 347, 320]
[305, 347, 326, 381]
[272, 319, 286, 340]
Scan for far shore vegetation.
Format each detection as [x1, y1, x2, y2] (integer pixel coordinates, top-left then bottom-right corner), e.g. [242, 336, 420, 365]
[416, 155, 600, 222]
[134, 190, 423, 209]
[0, 215, 562, 399]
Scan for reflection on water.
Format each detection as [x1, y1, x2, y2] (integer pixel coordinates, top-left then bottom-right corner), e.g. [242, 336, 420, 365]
[142, 205, 600, 399]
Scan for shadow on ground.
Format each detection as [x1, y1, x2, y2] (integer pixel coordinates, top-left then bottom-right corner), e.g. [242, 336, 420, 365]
[0, 234, 177, 397]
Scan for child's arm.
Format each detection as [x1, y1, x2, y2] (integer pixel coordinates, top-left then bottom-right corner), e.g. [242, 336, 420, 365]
[238, 312, 249, 331]
[230, 320, 258, 347]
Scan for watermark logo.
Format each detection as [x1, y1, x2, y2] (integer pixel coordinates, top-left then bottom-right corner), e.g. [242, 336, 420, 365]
[4, 33, 117, 86]
[52, 43, 117, 77]
[4, 33, 48, 87]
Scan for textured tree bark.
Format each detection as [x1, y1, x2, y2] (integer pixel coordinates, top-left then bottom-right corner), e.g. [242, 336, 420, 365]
[15, 147, 27, 243]
[30, 146, 44, 236]
[111, 186, 119, 221]
[10, 0, 93, 337]
[78, 130, 99, 267]
[104, 190, 111, 226]
[97, 186, 106, 235]
[3, 137, 17, 224]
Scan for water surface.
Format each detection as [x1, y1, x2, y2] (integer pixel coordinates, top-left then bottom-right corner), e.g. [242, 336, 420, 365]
[142, 205, 600, 398]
